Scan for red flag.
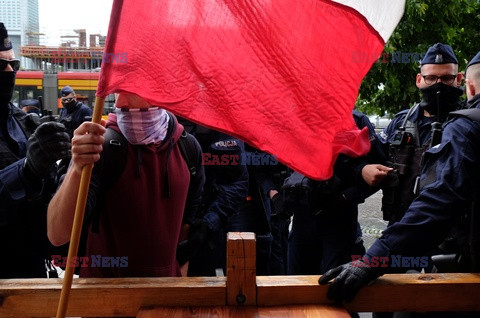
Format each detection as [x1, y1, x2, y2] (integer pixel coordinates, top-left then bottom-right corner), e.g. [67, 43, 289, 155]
[97, 0, 405, 179]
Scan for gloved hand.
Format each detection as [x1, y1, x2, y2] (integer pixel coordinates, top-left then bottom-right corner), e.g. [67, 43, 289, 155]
[271, 192, 292, 219]
[318, 261, 383, 303]
[176, 219, 211, 266]
[271, 192, 284, 216]
[25, 122, 71, 179]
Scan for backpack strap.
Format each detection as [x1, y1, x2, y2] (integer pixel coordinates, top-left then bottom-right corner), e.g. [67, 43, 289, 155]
[88, 127, 128, 233]
[449, 108, 480, 123]
[101, 128, 128, 188]
[177, 129, 199, 177]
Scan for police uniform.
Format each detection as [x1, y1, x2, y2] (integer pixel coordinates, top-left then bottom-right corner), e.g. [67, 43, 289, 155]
[0, 101, 57, 278]
[287, 110, 384, 275]
[319, 52, 480, 318]
[0, 22, 67, 278]
[227, 145, 282, 275]
[58, 86, 93, 137]
[378, 43, 463, 224]
[367, 54, 480, 276]
[183, 123, 249, 276]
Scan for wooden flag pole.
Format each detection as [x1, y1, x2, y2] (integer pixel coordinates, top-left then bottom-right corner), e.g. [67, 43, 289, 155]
[56, 96, 105, 318]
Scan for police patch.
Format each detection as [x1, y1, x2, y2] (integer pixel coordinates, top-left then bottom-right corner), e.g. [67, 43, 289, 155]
[215, 140, 237, 148]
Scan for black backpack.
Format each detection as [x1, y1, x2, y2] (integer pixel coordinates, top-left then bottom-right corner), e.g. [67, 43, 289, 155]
[100, 127, 199, 189]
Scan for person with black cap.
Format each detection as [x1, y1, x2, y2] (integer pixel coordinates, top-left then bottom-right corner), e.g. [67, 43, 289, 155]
[319, 52, 480, 317]
[20, 99, 41, 116]
[362, 43, 464, 226]
[0, 22, 71, 278]
[58, 85, 92, 137]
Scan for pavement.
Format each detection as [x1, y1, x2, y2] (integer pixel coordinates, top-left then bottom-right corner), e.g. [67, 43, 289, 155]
[357, 190, 387, 318]
[358, 190, 387, 250]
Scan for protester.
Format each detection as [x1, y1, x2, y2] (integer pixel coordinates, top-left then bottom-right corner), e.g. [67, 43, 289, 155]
[47, 93, 205, 277]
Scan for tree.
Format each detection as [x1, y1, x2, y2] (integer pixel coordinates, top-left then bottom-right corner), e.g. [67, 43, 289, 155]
[356, 0, 480, 117]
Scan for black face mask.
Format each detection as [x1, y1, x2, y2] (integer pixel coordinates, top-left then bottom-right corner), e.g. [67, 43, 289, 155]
[419, 82, 463, 123]
[63, 100, 77, 112]
[0, 71, 16, 112]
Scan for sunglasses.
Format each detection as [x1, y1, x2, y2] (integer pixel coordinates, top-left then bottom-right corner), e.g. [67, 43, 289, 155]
[61, 97, 75, 103]
[0, 58, 20, 72]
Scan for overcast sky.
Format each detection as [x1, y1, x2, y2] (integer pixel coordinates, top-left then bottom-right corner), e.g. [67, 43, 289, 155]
[38, 0, 114, 46]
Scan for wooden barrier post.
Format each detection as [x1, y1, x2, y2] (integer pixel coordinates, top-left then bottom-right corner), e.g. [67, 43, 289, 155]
[226, 232, 257, 306]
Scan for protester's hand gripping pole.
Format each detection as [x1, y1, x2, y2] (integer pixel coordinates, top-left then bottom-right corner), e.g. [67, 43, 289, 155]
[56, 97, 105, 318]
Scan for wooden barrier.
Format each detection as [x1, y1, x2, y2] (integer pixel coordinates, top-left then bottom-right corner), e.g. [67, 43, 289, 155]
[0, 232, 480, 317]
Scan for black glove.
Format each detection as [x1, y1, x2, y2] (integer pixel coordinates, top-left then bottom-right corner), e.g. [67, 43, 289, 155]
[318, 261, 383, 303]
[25, 122, 71, 179]
[271, 193, 283, 215]
[176, 219, 211, 266]
[271, 192, 291, 219]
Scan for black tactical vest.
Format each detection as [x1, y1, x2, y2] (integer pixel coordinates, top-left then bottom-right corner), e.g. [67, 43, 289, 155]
[382, 105, 432, 223]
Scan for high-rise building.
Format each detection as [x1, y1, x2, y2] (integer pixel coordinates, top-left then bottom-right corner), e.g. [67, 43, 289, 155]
[0, 0, 39, 66]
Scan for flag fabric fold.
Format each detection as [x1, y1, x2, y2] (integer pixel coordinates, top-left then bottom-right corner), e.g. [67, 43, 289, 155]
[97, 0, 405, 179]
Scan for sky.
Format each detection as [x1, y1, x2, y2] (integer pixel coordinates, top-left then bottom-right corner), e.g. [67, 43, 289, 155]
[38, 0, 114, 46]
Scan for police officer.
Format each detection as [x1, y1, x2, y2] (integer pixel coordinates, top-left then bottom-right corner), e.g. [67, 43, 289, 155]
[20, 99, 41, 116]
[286, 110, 387, 275]
[58, 85, 93, 137]
[0, 22, 71, 278]
[259, 159, 292, 275]
[227, 145, 287, 275]
[319, 52, 480, 318]
[370, 43, 464, 225]
[176, 120, 249, 276]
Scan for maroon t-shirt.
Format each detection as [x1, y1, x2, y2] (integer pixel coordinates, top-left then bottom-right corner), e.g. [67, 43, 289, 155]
[80, 114, 190, 277]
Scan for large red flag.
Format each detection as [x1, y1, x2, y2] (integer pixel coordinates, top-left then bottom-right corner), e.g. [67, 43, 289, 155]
[96, 0, 405, 179]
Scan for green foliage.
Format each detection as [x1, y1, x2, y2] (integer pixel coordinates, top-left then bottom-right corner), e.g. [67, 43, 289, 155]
[356, 0, 480, 117]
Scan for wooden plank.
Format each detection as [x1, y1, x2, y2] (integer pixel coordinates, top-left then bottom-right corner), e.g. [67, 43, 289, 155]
[226, 232, 256, 306]
[136, 305, 350, 318]
[1, 273, 480, 316]
[257, 273, 480, 312]
[348, 273, 480, 312]
[0, 277, 225, 317]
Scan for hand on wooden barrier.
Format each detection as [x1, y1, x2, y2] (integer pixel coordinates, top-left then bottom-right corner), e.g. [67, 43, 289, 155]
[318, 260, 383, 302]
